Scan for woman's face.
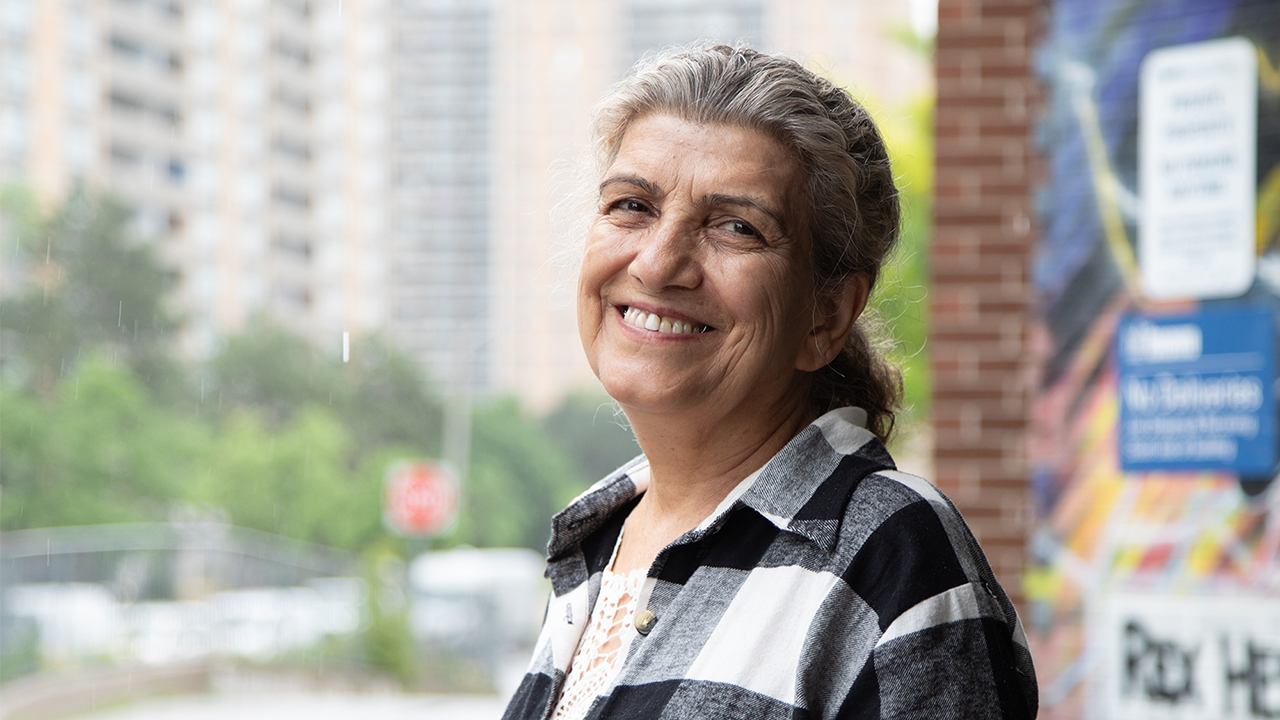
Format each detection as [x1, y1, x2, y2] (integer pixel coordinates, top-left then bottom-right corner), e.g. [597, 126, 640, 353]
[577, 113, 825, 423]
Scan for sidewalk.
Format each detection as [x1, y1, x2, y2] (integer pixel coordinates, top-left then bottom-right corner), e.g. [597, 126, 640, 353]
[70, 691, 508, 720]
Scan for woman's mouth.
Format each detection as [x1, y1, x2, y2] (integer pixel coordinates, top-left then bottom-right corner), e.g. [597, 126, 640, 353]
[620, 306, 712, 335]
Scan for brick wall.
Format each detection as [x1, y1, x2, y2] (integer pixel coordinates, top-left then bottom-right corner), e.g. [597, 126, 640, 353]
[931, 0, 1044, 606]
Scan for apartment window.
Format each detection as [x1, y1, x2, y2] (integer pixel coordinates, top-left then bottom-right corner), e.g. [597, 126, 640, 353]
[280, 0, 310, 21]
[273, 184, 310, 209]
[273, 38, 310, 69]
[274, 86, 311, 115]
[279, 285, 312, 308]
[109, 90, 181, 126]
[111, 0, 182, 19]
[109, 90, 144, 112]
[272, 136, 310, 163]
[109, 33, 180, 75]
[110, 143, 141, 168]
[273, 232, 312, 260]
[3, 0, 33, 35]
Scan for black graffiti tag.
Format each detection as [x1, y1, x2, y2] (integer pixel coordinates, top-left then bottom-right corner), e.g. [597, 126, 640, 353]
[1224, 637, 1280, 718]
[1125, 620, 1199, 704]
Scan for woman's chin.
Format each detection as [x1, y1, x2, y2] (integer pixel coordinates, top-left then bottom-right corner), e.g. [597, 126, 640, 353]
[598, 373, 703, 418]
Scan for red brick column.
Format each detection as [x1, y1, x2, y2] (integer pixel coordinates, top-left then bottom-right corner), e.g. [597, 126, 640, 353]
[931, 0, 1044, 606]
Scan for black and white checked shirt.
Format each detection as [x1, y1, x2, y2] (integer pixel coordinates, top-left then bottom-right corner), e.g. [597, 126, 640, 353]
[504, 407, 1038, 719]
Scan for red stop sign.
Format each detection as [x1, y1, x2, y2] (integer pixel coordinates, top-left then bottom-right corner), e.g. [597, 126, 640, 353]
[383, 461, 460, 537]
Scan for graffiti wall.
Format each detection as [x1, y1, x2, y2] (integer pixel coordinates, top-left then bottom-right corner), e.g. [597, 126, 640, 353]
[1029, 1, 1280, 718]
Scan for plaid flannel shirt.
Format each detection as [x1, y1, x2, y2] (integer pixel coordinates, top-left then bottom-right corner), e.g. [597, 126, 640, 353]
[503, 407, 1038, 719]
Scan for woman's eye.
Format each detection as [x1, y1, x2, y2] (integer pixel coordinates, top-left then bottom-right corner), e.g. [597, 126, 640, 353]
[609, 198, 649, 214]
[723, 219, 760, 238]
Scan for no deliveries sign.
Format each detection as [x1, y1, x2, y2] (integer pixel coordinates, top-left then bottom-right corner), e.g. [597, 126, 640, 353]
[383, 461, 460, 537]
[1117, 305, 1277, 476]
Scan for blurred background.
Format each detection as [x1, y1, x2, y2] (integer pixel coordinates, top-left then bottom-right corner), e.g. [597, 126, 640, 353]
[0, 1, 935, 717]
[10, 1, 1280, 719]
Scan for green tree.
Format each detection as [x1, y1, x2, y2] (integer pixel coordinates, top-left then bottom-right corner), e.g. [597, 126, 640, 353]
[203, 320, 346, 425]
[1, 186, 184, 401]
[0, 355, 205, 529]
[540, 390, 641, 483]
[447, 397, 587, 550]
[198, 323, 446, 550]
[205, 321, 444, 458]
[869, 94, 934, 427]
[193, 405, 386, 549]
[359, 547, 418, 687]
[0, 351, 393, 549]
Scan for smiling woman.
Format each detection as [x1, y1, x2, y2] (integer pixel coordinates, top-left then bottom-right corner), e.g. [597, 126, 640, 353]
[504, 44, 1038, 720]
[580, 116, 821, 444]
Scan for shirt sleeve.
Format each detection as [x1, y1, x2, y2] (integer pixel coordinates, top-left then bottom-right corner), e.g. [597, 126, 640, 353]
[844, 604, 1037, 719]
[826, 489, 1038, 719]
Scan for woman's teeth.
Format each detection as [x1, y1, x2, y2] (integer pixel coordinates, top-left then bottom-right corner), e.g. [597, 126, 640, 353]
[622, 307, 707, 334]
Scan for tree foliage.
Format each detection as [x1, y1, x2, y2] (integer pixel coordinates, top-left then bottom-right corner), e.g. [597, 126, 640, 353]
[0, 356, 202, 528]
[449, 398, 590, 550]
[195, 407, 385, 549]
[539, 391, 641, 484]
[868, 93, 935, 427]
[1, 186, 184, 400]
[1, 187, 642, 554]
[205, 321, 445, 457]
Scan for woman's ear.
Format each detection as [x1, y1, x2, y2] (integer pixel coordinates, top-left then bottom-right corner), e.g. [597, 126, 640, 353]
[796, 273, 870, 372]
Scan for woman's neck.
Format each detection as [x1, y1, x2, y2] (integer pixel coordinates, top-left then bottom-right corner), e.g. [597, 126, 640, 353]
[610, 397, 813, 573]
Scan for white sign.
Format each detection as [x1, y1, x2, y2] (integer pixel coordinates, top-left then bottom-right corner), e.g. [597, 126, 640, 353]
[1094, 593, 1280, 719]
[1139, 37, 1258, 300]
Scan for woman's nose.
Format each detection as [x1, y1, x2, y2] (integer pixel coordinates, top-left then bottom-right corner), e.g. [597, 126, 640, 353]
[628, 217, 702, 290]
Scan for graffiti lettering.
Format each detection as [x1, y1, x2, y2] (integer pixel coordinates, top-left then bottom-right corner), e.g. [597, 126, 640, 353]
[1124, 620, 1199, 703]
[1224, 638, 1280, 717]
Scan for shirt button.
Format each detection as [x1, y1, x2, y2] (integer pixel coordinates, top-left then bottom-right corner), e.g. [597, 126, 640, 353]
[635, 609, 657, 636]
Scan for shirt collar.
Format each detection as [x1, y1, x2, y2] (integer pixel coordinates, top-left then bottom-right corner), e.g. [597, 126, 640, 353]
[546, 407, 891, 559]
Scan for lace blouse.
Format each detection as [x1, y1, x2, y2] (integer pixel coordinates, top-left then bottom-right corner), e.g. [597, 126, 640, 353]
[551, 528, 644, 720]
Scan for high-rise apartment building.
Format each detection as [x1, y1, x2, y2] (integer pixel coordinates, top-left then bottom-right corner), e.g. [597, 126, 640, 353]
[3, 0, 116, 216]
[181, 0, 391, 354]
[391, 0, 493, 394]
[2, 0, 391, 357]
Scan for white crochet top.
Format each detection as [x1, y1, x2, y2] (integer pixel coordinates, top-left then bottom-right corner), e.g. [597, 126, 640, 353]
[552, 528, 645, 720]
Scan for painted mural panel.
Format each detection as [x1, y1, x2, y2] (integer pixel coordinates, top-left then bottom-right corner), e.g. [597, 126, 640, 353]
[1030, 1, 1280, 718]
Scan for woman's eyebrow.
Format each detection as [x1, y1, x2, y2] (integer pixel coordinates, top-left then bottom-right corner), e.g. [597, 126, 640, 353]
[704, 193, 789, 235]
[599, 174, 663, 198]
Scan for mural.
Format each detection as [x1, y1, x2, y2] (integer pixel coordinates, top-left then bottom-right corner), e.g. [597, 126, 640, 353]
[1029, 0, 1280, 717]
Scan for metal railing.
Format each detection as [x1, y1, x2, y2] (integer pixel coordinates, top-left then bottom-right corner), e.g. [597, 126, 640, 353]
[1, 523, 361, 682]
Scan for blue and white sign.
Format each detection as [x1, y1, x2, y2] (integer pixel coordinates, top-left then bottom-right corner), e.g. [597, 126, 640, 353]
[1117, 305, 1277, 475]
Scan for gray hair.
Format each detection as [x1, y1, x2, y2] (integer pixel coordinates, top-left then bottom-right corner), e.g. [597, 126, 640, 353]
[582, 42, 903, 441]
